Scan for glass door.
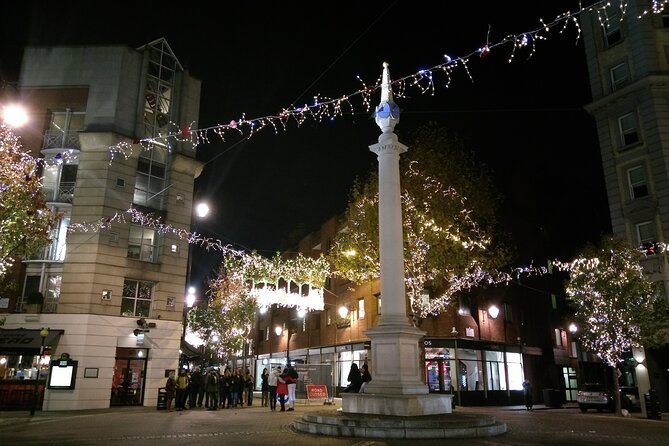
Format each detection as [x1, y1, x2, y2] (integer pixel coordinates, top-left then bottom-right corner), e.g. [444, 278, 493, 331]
[110, 348, 147, 406]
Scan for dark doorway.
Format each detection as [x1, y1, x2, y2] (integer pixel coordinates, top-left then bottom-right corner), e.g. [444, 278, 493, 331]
[110, 347, 147, 406]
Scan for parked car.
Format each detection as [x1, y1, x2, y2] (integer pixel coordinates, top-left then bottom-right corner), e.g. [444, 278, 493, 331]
[619, 386, 641, 412]
[577, 383, 614, 412]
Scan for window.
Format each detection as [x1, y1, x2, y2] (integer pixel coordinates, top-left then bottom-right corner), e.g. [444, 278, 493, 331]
[503, 303, 513, 323]
[358, 298, 365, 319]
[121, 279, 153, 317]
[458, 295, 471, 316]
[627, 166, 649, 199]
[610, 62, 630, 91]
[636, 221, 656, 246]
[485, 351, 507, 391]
[127, 226, 159, 262]
[376, 293, 381, 315]
[663, 6, 669, 27]
[604, 11, 622, 47]
[618, 113, 640, 147]
[133, 147, 167, 210]
[554, 328, 563, 347]
[326, 308, 332, 326]
[45, 208, 70, 261]
[265, 326, 269, 341]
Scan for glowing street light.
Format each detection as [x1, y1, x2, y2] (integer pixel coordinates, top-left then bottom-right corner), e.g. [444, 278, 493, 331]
[2, 104, 28, 128]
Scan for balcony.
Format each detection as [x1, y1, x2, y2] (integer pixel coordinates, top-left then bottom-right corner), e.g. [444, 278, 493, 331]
[42, 131, 80, 150]
[43, 182, 75, 204]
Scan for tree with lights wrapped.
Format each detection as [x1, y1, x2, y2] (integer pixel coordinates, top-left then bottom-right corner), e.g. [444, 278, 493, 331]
[330, 123, 513, 324]
[0, 125, 52, 278]
[188, 260, 257, 364]
[558, 235, 668, 415]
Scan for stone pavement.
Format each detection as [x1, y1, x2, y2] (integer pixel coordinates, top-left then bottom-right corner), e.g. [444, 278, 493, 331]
[0, 400, 667, 445]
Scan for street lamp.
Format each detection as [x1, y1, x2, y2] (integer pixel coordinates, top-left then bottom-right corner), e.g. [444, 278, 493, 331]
[30, 327, 49, 416]
[2, 104, 28, 127]
[568, 323, 581, 389]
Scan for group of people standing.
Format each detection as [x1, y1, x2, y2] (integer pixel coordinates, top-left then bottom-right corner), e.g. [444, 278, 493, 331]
[263, 366, 299, 412]
[164, 366, 255, 412]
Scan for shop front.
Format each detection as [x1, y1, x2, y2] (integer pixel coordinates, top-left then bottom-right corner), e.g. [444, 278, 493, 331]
[424, 338, 526, 406]
[110, 347, 147, 406]
[0, 328, 64, 410]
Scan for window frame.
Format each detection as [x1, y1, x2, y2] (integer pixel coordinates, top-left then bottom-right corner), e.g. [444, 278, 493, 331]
[610, 61, 630, 91]
[627, 165, 649, 200]
[121, 279, 154, 317]
[636, 221, 656, 246]
[618, 112, 640, 148]
[604, 11, 623, 47]
[127, 225, 159, 263]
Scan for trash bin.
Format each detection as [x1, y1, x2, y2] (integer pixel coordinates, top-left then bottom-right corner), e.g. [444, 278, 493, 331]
[157, 387, 167, 410]
[645, 389, 661, 420]
[542, 388, 564, 408]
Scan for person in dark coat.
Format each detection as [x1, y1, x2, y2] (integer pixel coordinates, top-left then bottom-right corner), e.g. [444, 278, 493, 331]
[189, 367, 203, 408]
[344, 363, 363, 393]
[360, 363, 372, 393]
[522, 379, 533, 410]
[260, 368, 269, 407]
[164, 371, 176, 412]
[205, 369, 219, 410]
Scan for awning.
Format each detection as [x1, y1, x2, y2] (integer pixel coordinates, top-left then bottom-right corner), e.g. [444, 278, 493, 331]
[0, 328, 65, 355]
[180, 339, 202, 359]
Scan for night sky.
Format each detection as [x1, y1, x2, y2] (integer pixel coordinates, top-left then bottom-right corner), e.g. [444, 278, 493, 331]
[0, 2, 611, 288]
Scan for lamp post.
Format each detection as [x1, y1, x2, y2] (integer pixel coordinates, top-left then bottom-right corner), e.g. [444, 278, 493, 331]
[186, 202, 210, 292]
[568, 323, 581, 390]
[30, 327, 49, 416]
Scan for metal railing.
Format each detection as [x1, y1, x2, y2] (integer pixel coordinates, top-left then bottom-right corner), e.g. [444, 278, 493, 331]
[43, 182, 75, 203]
[42, 131, 80, 150]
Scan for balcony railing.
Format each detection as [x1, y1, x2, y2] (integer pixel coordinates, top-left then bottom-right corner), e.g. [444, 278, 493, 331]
[43, 182, 75, 203]
[43, 131, 80, 150]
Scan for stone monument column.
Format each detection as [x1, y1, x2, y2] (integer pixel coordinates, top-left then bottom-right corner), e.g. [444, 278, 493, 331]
[341, 63, 452, 416]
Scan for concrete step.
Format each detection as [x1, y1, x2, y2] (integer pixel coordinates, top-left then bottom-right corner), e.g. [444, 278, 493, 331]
[293, 410, 507, 439]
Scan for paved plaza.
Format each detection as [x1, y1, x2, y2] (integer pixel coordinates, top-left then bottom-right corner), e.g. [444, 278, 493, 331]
[0, 401, 667, 445]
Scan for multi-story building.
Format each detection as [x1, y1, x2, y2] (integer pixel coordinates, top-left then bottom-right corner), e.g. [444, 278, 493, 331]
[252, 215, 584, 407]
[0, 39, 203, 411]
[581, 0, 669, 411]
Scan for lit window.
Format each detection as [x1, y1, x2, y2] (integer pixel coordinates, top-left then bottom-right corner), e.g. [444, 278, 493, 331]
[121, 279, 153, 317]
[627, 166, 649, 199]
[326, 309, 332, 326]
[128, 226, 159, 262]
[618, 113, 640, 147]
[610, 62, 629, 91]
[358, 298, 365, 320]
[376, 294, 382, 315]
[133, 147, 167, 210]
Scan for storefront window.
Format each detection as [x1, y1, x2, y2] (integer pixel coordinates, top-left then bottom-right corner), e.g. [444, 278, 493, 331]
[485, 350, 506, 390]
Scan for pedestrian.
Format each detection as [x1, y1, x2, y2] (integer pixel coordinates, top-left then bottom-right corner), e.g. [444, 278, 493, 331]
[360, 363, 372, 393]
[220, 368, 231, 408]
[277, 368, 289, 412]
[164, 371, 176, 412]
[189, 367, 203, 408]
[268, 366, 280, 411]
[230, 369, 242, 408]
[205, 368, 219, 410]
[343, 363, 362, 393]
[286, 365, 298, 411]
[175, 369, 190, 411]
[245, 369, 254, 406]
[261, 367, 270, 407]
[522, 378, 533, 410]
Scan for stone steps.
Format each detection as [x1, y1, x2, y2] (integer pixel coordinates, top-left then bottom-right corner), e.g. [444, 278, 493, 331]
[292, 410, 507, 439]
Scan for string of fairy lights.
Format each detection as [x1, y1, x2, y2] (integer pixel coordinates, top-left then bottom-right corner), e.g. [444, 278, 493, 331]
[107, 0, 668, 162]
[63, 1, 669, 305]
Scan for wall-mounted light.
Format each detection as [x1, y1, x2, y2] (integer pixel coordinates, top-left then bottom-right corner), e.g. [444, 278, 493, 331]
[488, 304, 500, 319]
[568, 323, 578, 334]
[275, 326, 283, 336]
[338, 305, 349, 319]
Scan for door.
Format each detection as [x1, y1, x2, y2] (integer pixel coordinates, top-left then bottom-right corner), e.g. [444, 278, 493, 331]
[110, 347, 147, 406]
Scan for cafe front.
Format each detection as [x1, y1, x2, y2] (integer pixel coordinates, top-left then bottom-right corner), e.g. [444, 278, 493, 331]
[0, 328, 64, 410]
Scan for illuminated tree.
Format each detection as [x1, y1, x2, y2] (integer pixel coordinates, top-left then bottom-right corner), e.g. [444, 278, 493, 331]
[557, 235, 668, 414]
[188, 262, 257, 362]
[0, 125, 52, 277]
[330, 123, 513, 323]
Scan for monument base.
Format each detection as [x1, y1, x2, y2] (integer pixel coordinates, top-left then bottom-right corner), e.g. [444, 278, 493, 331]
[342, 392, 453, 416]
